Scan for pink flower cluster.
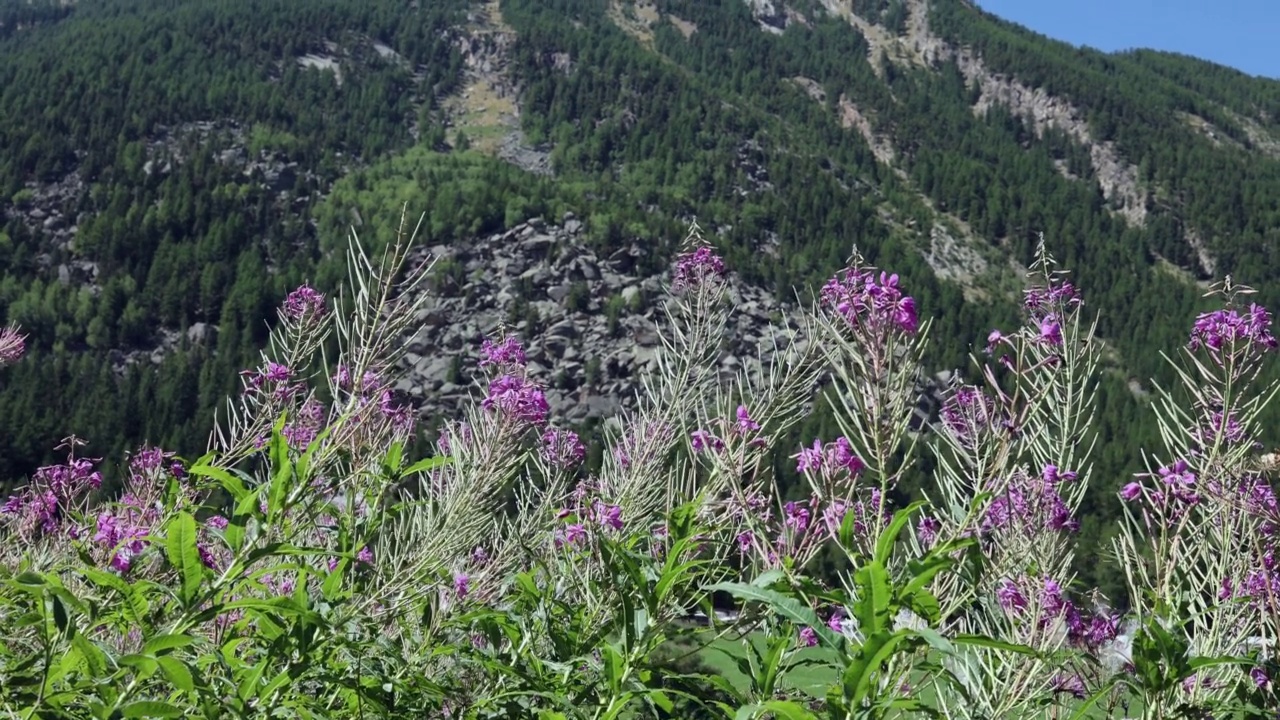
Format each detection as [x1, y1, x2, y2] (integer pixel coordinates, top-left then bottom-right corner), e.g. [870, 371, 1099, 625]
[0, 324, 25, 366]
[671, 245, 726, 293]
[541, 427, 586, 470]
[94, 497, 158, 573]
[1, 449, 103, 541]
[553, 480, 626, 550]
[242, 361, 301, 402]
[940, 385, 1003, 447]
[793, 437, 866, 482]
[689, 406, 767, 454]
[282, 284, 327, 322]
[981, 466, 1080, 536]
[820, 269, 918, 336]
[480, 335, 527, 372]
[997, 576, 1119, 653]
[483, 375, 549, 426]
[1189, 304, 1277, 356]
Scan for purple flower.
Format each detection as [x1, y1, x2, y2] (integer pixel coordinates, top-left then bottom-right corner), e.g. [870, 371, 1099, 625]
[826, 437, 865, 476]
[1158, 459, 1195, 486]
[735, 405, 761, 434]
[797, 626, 818, 647]
[0, 494, 23, 515]
[1076, 613, 1119, 650]
[1050, 674, 1086, 699]
[1120, 482, 1143, 501]
[794, 439, 824, 474]
[482, 375, 549, 425]
[917, 516, 941, 548]
[207, 515, 229, 530]
[1042, 465, 1077, 484]
[793, 437, 864, 481]
[94, 506, 150, 573]
[197, 543, 219, 570]
[556, 523, 588, 549]
[356, 546, 374, 565]
[736, 531, 754, 554]
[1189, 304, 1278, 355]
[1219, 577, 1235, 601]
[820, 268, 918, 336]
[1026, 281, 1081, 311]
[826, 609, 846, 634]
[690, 429, 724, 454]
[1038, 315, 1063, 346]
[479, 335, 527, 371]
[243, 362, 297, 400]
[783, 501, 812, 533]
[1251, 667, 1270, 689]
[596, 503, 623, 532]
[32, 456, 103, 496]
[541, 428, 586, 470]
[454, 573, 470, 599]
[672, 245, 727, 293]
[333, 364, 352, 389]
[984, 329, 1004, 353]
[996, 579, 1027, 614]
[0, 325, 25, 366]
[282, 284, 326, 322]
[941, 386, 999, 445]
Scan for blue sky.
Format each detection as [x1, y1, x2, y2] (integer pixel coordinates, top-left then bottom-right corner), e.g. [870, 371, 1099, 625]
[975, 0, 1279, 79]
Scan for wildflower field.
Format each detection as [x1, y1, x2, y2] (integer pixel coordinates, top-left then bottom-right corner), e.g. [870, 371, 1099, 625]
[1, 214, 1278, 719]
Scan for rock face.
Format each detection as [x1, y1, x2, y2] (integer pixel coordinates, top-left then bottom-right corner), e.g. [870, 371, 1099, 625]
[395, 215, 953, 433]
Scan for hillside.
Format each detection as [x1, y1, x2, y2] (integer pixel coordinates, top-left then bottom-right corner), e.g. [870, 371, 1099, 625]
[3, 0, 1280, 595]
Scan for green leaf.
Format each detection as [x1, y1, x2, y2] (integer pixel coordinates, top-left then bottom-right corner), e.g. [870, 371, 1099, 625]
[267, 423, 293, 521]
[165, 512, 203, 608]
[705, 582, 840, 648]
[1066, 677, 1123, 720]
[842, 630, 911, 705]
[401, 454, 452, 476]
[71, 634, 106, 678]
[852, 560, 893, 636]
[902, 589, 942, 625]
[749, 569, 786, 588]
[52, 593, 70, 634]
[383, 441, 404, 476]
[875, 500, 926, 565]
[14, 571, 46, 586]
[187, 464, 250, 501]
[156, 656, 195, 693]
[143, 633, 196, 656]
[119, 700, 185, 717]
[734, 700, 819, 719]
[952, 634, 1036, 655]
[118, 654, 160, 681]
[79, 568, 149, 626]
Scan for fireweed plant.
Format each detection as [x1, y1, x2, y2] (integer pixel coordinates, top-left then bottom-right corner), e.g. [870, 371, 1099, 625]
[0, 212, 1277, 719]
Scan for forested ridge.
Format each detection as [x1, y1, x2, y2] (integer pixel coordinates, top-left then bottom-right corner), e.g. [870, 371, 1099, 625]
[3, 0, 1280, 597]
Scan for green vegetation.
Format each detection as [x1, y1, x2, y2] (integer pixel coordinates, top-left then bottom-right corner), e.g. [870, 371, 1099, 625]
[3, 0, 1280, 605]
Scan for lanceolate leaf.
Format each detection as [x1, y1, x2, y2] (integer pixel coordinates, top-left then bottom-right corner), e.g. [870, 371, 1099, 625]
[875, 500, 927, 565]
[165, 512, 203, 608]
[401, 454, 452, 476]
[705, 582, 840, 648]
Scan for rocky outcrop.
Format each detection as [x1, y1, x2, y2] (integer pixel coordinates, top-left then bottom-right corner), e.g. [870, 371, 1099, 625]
[396, 215, 807, 424]
[395, 215, 952, 433]
[743, 0, 791, 34]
